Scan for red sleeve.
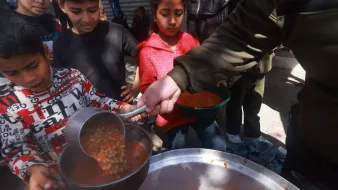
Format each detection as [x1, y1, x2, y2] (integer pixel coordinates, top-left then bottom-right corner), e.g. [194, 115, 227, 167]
[138, 48, 157, 93]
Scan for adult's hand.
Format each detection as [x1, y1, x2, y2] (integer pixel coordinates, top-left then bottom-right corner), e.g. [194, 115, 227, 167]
[137, 76, 181, 115]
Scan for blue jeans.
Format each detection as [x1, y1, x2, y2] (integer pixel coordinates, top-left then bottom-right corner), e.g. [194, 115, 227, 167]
[167, 119, 226, 151]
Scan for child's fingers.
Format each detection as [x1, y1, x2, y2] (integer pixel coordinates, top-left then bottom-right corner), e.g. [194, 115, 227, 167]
[120, 89, 131, 97]
[30, 177, 53, 190]
[57, 179, 66, 188]
[122, 93, 133, 102]
[29, 184, 44, 190]
[130, 115, 142, 122]
[47, 168, 65, 189]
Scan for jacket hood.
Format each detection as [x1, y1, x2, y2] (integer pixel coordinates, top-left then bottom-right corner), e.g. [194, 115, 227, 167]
[137, 33, 183, 52]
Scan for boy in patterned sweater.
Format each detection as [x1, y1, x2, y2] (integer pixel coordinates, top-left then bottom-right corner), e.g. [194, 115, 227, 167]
[0, 10, 139, 190]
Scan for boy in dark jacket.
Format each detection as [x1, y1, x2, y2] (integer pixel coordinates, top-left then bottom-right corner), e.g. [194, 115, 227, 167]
[54, 0, 138, 103]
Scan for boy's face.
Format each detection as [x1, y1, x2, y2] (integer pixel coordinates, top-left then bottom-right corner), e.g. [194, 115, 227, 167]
[0, 53, 51, 92]
[60, 0, 100, 34]
[17, 0, 50, 16]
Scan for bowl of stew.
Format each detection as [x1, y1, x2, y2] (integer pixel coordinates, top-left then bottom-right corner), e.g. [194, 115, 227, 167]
[59, 123, 152, 190]
[175, 85, 231, 118]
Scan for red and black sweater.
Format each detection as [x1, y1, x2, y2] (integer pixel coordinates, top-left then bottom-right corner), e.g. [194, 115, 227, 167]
[0, 68, 125, 181]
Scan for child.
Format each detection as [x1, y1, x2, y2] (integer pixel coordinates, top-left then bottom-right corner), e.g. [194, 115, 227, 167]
[54, 0, 138, 103]
[15, 0, 62, 59]
[0, 11, 138, 189]
[138, 0, 226, 151]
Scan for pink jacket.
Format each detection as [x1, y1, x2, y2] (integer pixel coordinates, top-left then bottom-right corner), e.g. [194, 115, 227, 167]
[138, 32, 200, 130]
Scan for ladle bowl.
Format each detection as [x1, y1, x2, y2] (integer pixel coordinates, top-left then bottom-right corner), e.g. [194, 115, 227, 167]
[64, 106, 146, 156]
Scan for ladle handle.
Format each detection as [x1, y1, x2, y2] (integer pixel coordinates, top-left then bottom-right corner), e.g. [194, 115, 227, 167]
[119, 105, 147, 121]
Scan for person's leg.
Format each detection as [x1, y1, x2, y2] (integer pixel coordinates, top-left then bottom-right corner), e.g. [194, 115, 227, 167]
[216, 105, 227, 134]
[226, 76, 254, 139]
[191, 119, 227, 151]
[242, 77, 265, 138]
[282, 104, 338, 190]
[166, 125, 190, 150]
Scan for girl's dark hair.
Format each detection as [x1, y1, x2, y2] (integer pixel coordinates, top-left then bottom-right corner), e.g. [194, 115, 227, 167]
[0, 10, 44, 59]
[59, 0, 99, 5]
[150, 0, 185, 33]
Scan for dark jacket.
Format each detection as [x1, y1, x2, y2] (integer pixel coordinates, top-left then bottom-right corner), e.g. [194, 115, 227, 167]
[187, 0, 233, 43]
[169, 0, 338, 164]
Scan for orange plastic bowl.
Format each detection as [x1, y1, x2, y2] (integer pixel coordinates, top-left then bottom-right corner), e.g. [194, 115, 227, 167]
[175, 85, 231, 118]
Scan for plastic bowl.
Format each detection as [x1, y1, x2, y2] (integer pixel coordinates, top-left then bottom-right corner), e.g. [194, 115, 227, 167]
[175, 85, 231, 118]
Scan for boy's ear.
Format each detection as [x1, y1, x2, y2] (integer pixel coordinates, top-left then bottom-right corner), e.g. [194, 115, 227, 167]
[43, 44, 50, 60]
[57, 0, 67, 14]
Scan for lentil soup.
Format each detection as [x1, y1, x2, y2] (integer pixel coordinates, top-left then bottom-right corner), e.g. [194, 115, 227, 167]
[69, 123, 147, 185]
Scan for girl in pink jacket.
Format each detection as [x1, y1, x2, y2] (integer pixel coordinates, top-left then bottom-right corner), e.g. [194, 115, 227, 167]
[138, 0, 226, 151]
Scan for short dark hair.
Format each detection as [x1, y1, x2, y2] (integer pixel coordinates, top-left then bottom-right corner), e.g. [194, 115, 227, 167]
[59, 0, 99, 5]
[138, 6, 146, 13]
[0, 10, 44, 59]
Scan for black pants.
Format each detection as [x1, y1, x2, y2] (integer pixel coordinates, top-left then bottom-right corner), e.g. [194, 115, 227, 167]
[282, 104, 338, 190]
[225, 75, 264, 138]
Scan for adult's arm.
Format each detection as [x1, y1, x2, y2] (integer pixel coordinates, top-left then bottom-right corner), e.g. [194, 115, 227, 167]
[168, 0, 283, 92]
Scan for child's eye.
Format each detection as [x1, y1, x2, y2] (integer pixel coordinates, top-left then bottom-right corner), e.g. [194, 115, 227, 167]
[175, 11, 183, 16]
[71, 11, 81, 15]
[88, 9, 98, 14]
[4, 71, 18, 76]
[28, 62, 39, 69]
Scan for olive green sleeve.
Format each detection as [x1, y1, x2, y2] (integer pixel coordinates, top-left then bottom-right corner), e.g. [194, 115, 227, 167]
[168, 0, 282, 92]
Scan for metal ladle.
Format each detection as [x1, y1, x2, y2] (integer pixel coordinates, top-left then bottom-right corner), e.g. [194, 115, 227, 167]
[64, 105, 147, 156]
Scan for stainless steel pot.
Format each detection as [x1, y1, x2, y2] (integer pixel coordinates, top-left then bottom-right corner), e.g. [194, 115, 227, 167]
[139, 149, 299, 190]
[64, 106, 146, 156]
[59, 124, 152, 190]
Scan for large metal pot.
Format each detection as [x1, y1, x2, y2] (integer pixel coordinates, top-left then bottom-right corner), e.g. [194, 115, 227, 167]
[59, 124, 152, 190]
[139, 149, 299, 190]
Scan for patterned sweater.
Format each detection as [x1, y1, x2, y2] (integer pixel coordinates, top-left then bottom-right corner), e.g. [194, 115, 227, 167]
[0, 68, 125, 181]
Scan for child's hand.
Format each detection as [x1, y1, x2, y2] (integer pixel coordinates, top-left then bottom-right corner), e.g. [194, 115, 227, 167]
[120, 104, 146, 122]
[121, 86, 134, 103]
[27, 165, 65, 190]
